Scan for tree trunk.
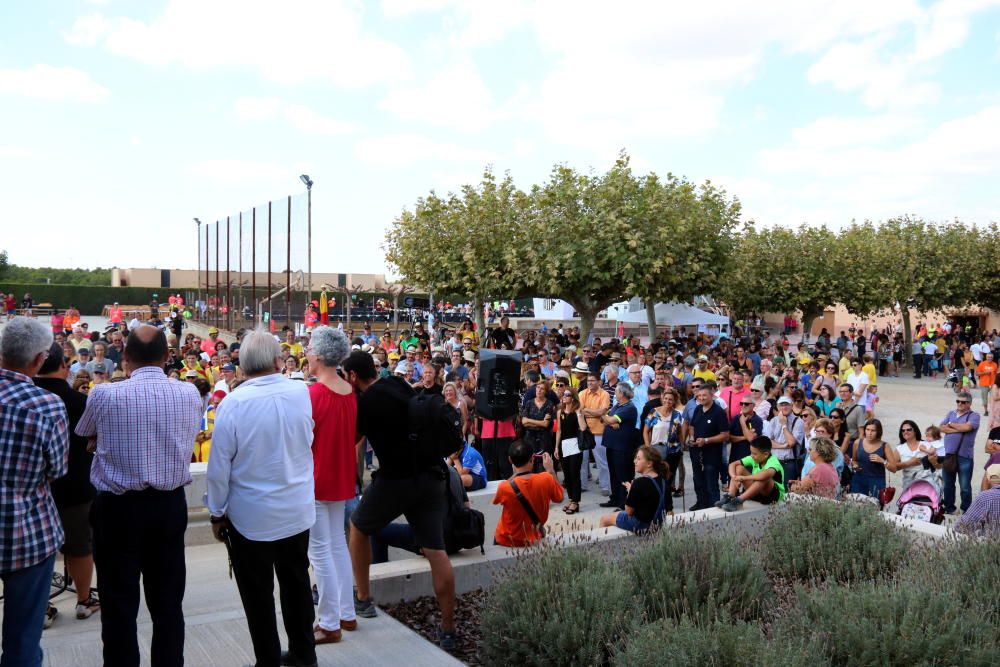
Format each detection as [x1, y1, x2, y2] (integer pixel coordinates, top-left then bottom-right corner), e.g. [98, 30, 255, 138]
[901, 307, 913, 368]
[392, 294, 400, 334]
[345, 294, 352, 328]
[577, 302, 599, 345]
[645, 301, 657, 346]
[473, 295, 486, 339]
[801, 310, 818, 344]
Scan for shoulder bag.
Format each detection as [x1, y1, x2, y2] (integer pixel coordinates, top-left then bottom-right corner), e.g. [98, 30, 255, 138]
[509, 476, 546, 538]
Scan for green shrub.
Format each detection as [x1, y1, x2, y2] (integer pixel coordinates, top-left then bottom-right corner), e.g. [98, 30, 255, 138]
[628, 528, 772, 624]
[916, 536, 1000, 610]
[480, 547, 634, 666]
[614, 616, 826, 667]
[760, 499, 912, 583]
[777, 580, 999, 666]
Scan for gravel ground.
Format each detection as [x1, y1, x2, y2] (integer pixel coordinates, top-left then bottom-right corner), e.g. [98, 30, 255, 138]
[384, 589, 487, 666]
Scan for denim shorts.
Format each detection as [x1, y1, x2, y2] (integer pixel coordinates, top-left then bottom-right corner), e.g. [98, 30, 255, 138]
[615, 512, 651, 534]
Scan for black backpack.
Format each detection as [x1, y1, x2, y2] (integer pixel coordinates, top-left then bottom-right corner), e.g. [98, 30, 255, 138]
[445, 501, 486, 555]
[408, 392, 464, 460]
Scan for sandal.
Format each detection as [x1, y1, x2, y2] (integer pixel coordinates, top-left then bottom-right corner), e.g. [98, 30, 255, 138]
[565, 503, 579, 515]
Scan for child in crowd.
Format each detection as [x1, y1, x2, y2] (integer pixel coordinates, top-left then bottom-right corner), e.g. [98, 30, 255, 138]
[919, 425, 945, 457]
[717, 436, 786, 512]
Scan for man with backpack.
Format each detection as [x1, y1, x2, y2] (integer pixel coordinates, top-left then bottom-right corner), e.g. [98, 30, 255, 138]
[343, 351, 461, 651]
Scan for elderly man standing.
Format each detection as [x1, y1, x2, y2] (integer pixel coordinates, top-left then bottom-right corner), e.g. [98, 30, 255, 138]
[206, 330, 317, 667]
[939, 391, 980, 514]
[76, 325, 202, 667]
[0, 317, 69, 666]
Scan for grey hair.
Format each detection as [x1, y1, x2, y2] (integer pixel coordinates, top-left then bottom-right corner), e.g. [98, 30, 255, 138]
[239, 328, 283, 376]
[308, 326, 350, 367]
[616, 383, 634, 401]
[605, 365, 618, 379]
[1, 316, 54, 368]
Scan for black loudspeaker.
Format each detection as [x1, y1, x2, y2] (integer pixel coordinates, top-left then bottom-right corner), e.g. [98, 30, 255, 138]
[475, 349, 523, 420]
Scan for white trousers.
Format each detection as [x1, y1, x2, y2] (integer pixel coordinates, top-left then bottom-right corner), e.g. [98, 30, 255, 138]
[308, 500, 355, 630]
[580, 435, 609, 491]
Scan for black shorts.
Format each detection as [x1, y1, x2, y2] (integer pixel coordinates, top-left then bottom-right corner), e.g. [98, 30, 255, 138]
[758, 484, 781, 505]
[350, 469, 448, 551]
[59, 500, 94, 556]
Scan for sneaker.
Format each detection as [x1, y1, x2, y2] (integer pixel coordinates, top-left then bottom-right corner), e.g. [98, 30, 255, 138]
[354, 591, 377, 618]
[76, 591, 101, 619]
[720, 498, 744, 512]
[438, 628, 457, 652]
[43, 604, 58, 629]
[713, 493, 733, 508]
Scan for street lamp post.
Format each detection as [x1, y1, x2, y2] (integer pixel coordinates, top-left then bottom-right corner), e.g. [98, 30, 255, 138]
[300, 174, 313, 305]
[194, 218, 202, 316]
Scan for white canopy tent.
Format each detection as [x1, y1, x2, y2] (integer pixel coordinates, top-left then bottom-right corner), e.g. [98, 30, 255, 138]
[610, 301, 730, 331]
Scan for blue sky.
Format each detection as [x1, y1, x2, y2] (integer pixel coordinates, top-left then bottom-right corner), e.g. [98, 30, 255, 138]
[1, 0, 999, 276]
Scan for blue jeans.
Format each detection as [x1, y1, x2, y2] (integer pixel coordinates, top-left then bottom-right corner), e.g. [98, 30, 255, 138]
[1, 553, 55, 667]
[690, 446, 721, 508]
[370, 522, 421, 564]
[941, 454, 974, 512]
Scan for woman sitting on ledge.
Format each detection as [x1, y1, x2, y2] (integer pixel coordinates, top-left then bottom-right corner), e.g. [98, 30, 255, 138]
[790, 437, 840, 499]
[599, 445, 673, 533]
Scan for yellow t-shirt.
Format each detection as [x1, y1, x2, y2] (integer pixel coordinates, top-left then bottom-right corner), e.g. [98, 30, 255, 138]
[693, 368, 716, 382]
[862, 363, 878, 387]
[839, 357, 852, 381]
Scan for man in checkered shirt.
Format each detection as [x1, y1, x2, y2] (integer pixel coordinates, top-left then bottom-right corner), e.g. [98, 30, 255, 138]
[0, 317, 69, 666]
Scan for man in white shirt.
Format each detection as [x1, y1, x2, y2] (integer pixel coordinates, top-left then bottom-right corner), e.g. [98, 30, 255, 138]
[213, 363, 236, 394]
[763, 396, 806, 483]
[206, 330, 317, 667]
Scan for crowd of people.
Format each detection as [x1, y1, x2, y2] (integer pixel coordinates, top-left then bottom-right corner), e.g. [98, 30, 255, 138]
[1, 308, 999, 666]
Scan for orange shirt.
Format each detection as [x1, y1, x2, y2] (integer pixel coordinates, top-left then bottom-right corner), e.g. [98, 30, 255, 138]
[579, 387, 611, 434]
[492, 472, 564, 547]
[976, 360, 997, 388]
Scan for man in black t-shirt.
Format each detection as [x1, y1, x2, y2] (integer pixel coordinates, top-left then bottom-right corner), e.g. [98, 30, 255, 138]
[343, 352, 457, 649]
[487, 315, 516, 349]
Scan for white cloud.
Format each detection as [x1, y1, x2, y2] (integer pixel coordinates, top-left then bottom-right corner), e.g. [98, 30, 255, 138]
[354, 133, 494, 167]
[0, 64, 109, 103]
[234, 97, 358, 135]
[0, 146, 37, 159]
[64, 1, 411, 87]
[742, 106, 1000, 228]
[188, 159, 293, 185]
[379, 60, 497, 132]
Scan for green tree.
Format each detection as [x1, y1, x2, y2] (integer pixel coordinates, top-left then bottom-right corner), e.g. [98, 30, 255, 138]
[839, 217, 974, 364]
[0, 250, 8, 279]
[629, 176, 742, 338]
[717, 224, 840, 342]
[521, 160, 633, 341]
[970, 223, 1000, 311]
[384, 169, 527, 334]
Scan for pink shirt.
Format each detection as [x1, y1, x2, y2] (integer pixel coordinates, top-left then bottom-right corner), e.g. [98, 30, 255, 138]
[806, 462, 839, 498]
[719, 386, 751, 421]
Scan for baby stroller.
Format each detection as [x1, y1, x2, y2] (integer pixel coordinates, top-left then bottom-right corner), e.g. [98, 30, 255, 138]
[943, 369, 958, 389]
[897, 479, 944, 524]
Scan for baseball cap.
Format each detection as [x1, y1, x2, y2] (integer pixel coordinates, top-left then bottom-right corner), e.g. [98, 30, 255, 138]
[93, 367, 107, 374]
[212, 390, 227, 400]
[77, 348, 90, 355]
[554, 370, 570, 380]
[777, 396, 793, 405]
[388, 351, 400, 361]
[698, 354, 708, 361]
[406, 345, 417, 352]
[221, 363, 235, 371]
[986, 464, 1000, 484]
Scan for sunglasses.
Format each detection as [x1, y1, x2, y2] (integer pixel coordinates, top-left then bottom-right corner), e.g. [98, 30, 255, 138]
[562, 392, 572, 397]
[739, 402, 753, 406]
[956, 400, 970, 404]
[901, 427, 914, 432]
[555, 382, 567, 387]
[831, 415, 842, 419]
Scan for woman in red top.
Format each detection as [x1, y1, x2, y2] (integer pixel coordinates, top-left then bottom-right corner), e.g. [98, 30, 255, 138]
[305, 326, 359, 644]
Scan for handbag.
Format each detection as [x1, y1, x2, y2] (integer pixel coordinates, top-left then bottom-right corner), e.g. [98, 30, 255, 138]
[940, 412, 971, 473]
[578, 426, 597, 452]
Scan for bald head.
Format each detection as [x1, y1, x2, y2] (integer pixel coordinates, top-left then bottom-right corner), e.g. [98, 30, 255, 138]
[125, 325, 168, 369]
